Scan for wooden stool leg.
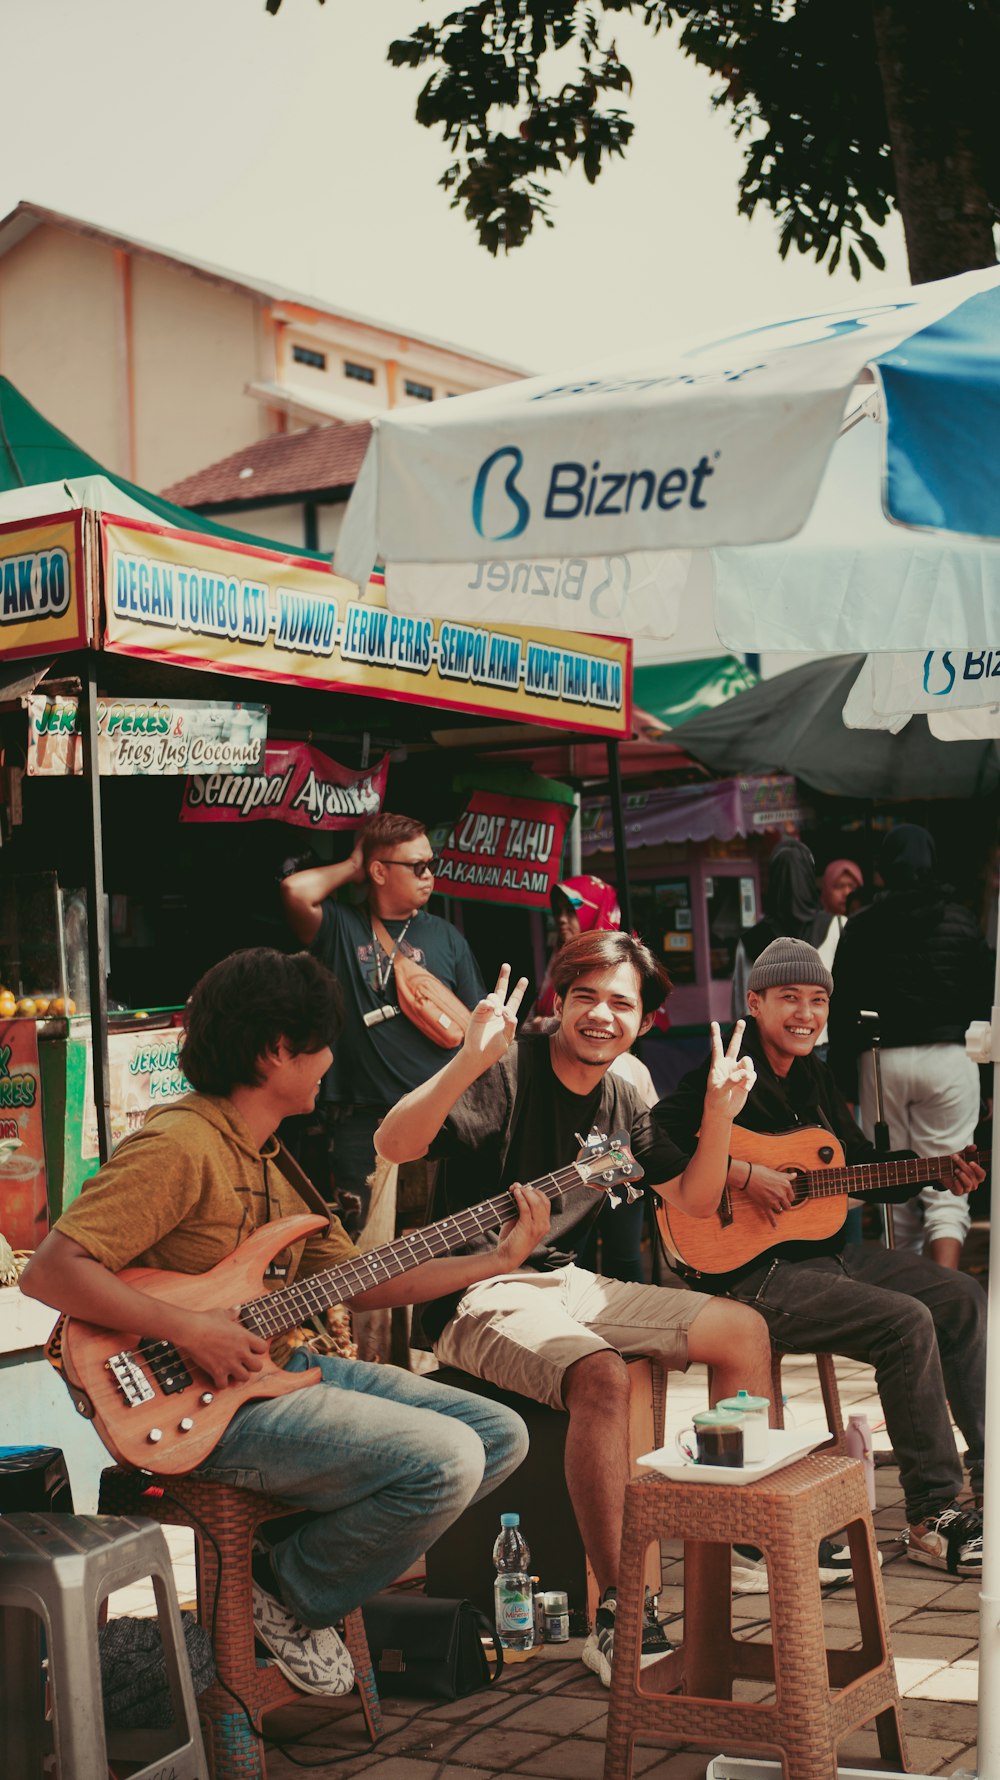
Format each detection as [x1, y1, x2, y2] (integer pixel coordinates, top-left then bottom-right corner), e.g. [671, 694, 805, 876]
[768, 1520, 840, 1780]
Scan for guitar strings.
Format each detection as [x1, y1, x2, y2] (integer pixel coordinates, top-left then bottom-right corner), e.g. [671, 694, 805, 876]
[109, 1148, 633, 1379]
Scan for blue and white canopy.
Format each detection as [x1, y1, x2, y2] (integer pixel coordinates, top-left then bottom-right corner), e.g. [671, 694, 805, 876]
[336, 266, 1000, 654]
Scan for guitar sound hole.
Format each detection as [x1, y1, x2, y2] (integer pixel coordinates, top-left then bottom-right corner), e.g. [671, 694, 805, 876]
[138, 1337, 192, 1396]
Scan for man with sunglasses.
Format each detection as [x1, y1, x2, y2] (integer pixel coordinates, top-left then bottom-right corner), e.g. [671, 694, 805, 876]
[281, 813, 484, 1231]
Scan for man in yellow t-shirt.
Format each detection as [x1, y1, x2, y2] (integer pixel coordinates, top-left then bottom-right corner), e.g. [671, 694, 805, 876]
[22, 947, 548, 1698]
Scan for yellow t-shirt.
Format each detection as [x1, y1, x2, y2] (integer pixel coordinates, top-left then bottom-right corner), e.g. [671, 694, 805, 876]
[56, 1093, 357, 1366]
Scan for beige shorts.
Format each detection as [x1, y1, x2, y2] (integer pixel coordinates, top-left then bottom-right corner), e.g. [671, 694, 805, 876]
[433, 1264, 708, 1411]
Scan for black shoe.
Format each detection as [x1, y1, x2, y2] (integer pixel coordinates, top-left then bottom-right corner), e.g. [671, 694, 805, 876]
[581, 1587, 673, 1688]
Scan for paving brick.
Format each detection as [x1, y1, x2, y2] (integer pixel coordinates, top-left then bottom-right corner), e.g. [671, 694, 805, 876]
[439, 1724, 556, 1769]
[889, 1629, 978, 1662]
[503, 1695, 608, 1734]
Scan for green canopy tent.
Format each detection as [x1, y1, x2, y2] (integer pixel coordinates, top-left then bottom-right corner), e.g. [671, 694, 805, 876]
[0, 376, 328, 555]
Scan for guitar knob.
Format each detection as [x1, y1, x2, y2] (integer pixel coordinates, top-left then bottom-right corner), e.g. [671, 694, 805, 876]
[147, 1428, 163, 1444]
[200, 1392, 214, 1405]
[179, 1418, 194, 1433]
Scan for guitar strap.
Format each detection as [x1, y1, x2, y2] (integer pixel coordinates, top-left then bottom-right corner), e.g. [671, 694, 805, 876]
[271, 1142, 336, 1229]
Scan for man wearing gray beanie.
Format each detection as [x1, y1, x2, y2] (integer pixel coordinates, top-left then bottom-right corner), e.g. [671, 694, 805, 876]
[634, 936, 986, 1585]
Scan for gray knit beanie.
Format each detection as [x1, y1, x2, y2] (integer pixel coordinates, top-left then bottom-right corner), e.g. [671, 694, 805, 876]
[747, 936, 833, 996]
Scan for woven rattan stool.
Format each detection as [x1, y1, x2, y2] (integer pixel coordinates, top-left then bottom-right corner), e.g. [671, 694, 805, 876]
[604, 1454, 906, 1780]
[0, 1510, 206, 1780]
[99, 1467, 383, 1778]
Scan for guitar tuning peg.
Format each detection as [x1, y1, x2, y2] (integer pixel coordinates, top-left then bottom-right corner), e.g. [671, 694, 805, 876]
[606, 1189, 621, 1209]
[574, 1131, 588, 1149]
[623, 1182, 643, 1204]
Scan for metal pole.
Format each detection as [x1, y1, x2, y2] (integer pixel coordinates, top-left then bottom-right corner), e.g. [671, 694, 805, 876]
[606, 737, 632, 933]
[78, 657, 112, 1165]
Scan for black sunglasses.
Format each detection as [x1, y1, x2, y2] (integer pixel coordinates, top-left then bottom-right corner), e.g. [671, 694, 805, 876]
[379, 858, 437, 878]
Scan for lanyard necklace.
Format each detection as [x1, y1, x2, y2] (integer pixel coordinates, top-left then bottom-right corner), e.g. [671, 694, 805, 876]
[372, 913, 413, 1000]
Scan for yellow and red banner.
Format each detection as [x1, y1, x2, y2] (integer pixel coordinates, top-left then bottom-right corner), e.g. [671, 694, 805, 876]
[102, 516, 630, 737]
[0, 511, 88, 659]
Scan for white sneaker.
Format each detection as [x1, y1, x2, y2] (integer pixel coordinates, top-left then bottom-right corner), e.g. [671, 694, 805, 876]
[251, 1582, 355, 1696]
[732, 1539, 882, 1593]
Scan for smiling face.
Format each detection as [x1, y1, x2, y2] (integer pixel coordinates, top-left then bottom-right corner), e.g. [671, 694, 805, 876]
[552, 961, 653, 1075]
[267, 1038, 334, 1117]
[747, 982, 829, 1076]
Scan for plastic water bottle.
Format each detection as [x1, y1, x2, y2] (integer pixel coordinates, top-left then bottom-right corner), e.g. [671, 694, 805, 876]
[492, 1512, 534, 1650]
[846, 1413, 877, 1509]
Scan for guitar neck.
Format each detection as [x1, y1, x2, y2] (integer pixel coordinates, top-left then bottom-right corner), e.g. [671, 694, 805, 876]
[800, 1149, 987, 1202]
[238, 1164, 585, 1341]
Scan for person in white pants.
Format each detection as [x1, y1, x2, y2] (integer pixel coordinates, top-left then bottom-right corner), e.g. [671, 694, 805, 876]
[830, 824, 992, 1270]
[858, 1044, 981, 1266]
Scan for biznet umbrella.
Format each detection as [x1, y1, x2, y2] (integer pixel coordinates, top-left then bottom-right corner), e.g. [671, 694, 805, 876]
[336, 265, 1000, 1780]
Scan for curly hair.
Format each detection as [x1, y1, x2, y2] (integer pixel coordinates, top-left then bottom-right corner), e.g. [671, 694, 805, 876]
[549, 929, 671, 1019]
[179, 948, 343, 1096]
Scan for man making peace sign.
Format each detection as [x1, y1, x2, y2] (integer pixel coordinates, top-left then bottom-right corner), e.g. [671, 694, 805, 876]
[376, 928, 771, 1687]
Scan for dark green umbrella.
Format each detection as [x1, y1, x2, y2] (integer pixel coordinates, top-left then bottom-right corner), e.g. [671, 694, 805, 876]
[670, 655, 1000, 799]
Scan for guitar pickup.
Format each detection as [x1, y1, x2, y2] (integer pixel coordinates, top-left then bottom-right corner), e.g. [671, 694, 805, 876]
[138, 1337, 192, 1396]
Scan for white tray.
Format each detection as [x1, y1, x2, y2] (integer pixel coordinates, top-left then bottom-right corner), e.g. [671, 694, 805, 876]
[637, 1427, 823, 1486]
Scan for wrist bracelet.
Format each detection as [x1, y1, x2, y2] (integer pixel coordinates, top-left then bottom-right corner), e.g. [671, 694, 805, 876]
[745, 1162, 753, 1189]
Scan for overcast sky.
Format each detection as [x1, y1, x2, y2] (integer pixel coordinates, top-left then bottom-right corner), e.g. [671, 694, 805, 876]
[1, 0, 908, 369]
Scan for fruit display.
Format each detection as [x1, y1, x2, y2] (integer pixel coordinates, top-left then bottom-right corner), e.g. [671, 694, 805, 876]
[0, 989, 71, 1018]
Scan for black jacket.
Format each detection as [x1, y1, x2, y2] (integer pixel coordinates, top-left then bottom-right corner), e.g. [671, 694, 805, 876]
[828, 889, 992, 1097]
[633, 1018, 928, 1290]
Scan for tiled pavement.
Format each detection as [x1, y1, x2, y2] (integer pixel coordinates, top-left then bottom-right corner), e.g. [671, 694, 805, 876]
[109, 1349, 982, 1777]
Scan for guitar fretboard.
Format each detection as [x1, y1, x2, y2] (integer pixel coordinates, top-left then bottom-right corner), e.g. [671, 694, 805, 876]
[793, 1150, 987, 1203]
[239, 1161, 598, 1341]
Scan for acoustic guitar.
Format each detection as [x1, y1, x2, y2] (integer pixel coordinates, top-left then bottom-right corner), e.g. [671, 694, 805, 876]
[655, 1124, 986, 1275]
[53, 1131, 642, 1474]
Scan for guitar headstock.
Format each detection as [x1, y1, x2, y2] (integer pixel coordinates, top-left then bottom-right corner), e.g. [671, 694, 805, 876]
[573, 1130, 644, 1207]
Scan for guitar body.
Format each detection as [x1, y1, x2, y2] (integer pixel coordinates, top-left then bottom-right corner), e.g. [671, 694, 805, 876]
[657, 1126, 848, 1274]
[59, 1215, 327, 1474]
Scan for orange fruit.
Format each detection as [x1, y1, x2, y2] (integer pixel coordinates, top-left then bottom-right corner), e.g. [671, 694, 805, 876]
[15, 999, 36, 1018]
[32, 997, 50, 1015]
[51, 997, 77, 1016]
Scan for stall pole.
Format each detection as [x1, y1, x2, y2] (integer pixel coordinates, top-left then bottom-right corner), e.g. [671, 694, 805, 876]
[77, 657, 112, 1165]
[606, 738, 632, 933]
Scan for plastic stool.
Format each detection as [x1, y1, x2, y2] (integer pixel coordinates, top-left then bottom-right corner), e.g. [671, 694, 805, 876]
[0, 1445, 74, 1513]
[770, 1348, 847, 1452]
[100, 1466, 383, 1778]
[0, 1510, 206, 1780]
[604, 1453, 906, 1780]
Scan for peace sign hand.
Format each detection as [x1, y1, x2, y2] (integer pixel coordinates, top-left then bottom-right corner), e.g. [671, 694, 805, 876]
[704, 1020, 757, 1122]
[463, 964, 530, 1073]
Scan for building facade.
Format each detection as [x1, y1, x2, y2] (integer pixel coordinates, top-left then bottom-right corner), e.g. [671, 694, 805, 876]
[0, 203, 522, 495]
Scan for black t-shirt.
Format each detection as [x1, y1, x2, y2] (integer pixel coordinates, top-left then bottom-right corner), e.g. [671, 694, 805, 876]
[313, 901, 484, 1106]
[633, 1017, 927, 1289]
[415, 1034, 689, 1342]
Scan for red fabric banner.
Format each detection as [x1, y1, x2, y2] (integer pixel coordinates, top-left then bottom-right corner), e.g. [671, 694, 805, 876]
[181, 743, 389, 829]
[433, 791, 571, 907]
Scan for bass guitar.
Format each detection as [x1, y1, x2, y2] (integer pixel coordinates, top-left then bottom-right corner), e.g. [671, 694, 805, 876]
[54, 1131, 642, 1473]
[655, 1124, 986, 1274]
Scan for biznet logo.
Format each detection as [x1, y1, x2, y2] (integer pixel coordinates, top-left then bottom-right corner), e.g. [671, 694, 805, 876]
[471, 445, 719, 540]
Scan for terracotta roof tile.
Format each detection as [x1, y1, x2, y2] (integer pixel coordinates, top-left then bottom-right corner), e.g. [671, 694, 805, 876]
[162, 421, 372, 507]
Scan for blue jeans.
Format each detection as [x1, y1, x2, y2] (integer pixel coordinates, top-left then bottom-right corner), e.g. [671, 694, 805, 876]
[722, 1241, 986, 1522]
[197, 1352, 528, 1626]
